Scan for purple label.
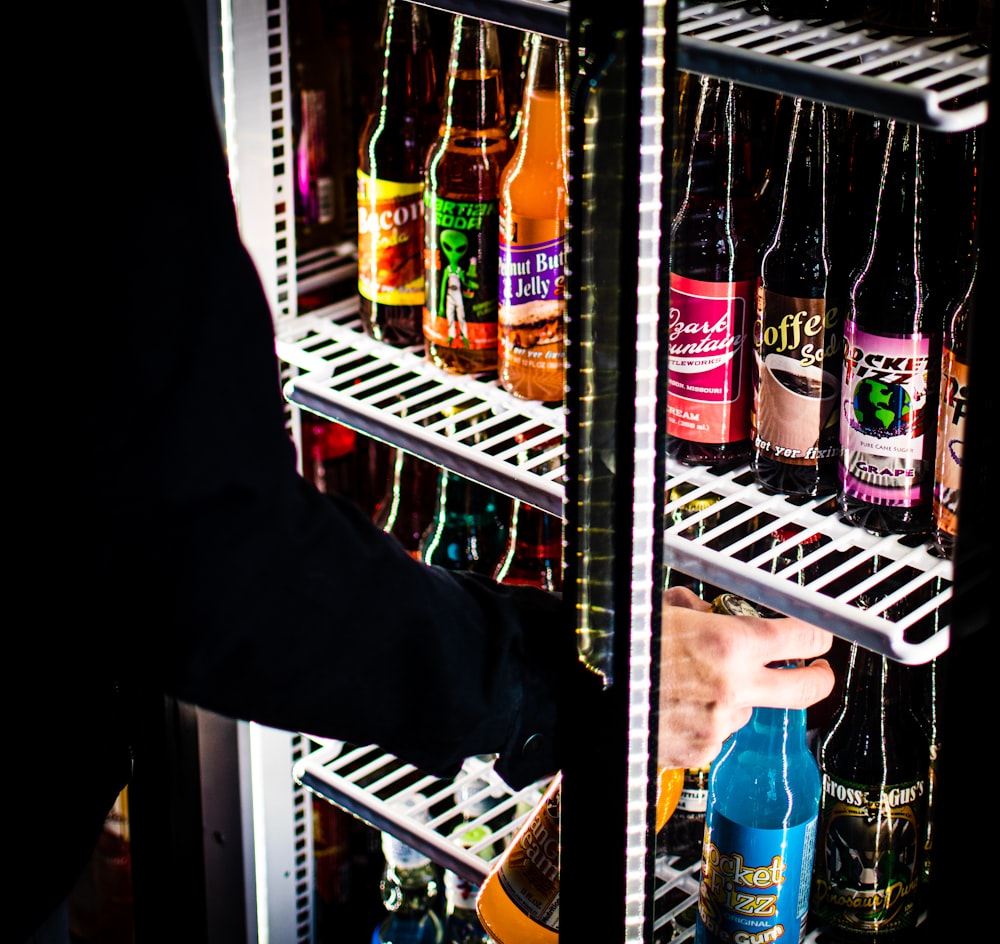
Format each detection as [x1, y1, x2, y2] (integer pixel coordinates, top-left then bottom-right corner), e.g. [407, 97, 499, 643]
[499, 236, 567, 306]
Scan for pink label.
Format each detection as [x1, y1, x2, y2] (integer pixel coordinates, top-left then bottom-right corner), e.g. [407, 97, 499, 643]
[839, 322, 933, 507]
[666, 272, 753, 443]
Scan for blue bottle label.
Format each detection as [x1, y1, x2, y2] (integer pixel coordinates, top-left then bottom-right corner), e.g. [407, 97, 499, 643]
[698, 812, 817, 944]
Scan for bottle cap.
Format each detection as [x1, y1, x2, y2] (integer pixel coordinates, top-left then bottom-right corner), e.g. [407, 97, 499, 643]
[710, 593, 762, 617]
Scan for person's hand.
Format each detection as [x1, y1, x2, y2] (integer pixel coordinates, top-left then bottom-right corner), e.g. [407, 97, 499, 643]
[657, 586, 835, 770]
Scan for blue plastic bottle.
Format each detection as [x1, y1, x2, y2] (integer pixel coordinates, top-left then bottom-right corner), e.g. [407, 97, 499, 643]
[695, 614, 821, 944]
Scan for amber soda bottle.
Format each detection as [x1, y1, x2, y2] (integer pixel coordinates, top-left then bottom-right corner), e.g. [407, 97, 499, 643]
[423, 16, 512, 375]
[497, 33, 569, 404]
[665, 76, 762, 467]
[357, 0, 440, 347]
[931, 252, 976, 558]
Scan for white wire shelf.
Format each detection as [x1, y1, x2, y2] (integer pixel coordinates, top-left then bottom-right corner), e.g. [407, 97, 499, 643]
[277, 299, 567, 518]
[292, 741, 888, 942]
[277, 302, 952, 665]
[409, 1, 990, 131]
[677, 1, 989, 131]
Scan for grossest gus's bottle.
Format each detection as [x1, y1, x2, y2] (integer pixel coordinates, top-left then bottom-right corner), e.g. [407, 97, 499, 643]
[812, 643, 930, 941]
[423, 15, 512, 375]
[357, 0, 440, 347]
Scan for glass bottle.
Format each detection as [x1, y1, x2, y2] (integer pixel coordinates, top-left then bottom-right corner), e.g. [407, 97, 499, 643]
[372, 831, 444, 944]
[911, 656, 941, 903]
[751, 97, 844, 498]
[423, 15, 512, 375]
[838, 120, 941, 536]
[812, 644, 930, 941]
[657, 764, 711, 867]
[289, 0, 350, 256]
[695, 599, 821, 944]
[861, 0, 979, 34]
[443, 764, 501, 944]
[357, 0, 441, 347]
[932, 251, 976, 558]
[663, 488, 724, 601]
[419, 470, 510, 576]
[476, 773, 560, 944]
[755, 0, 863, 18]
[665, 75, 762, 467]
[497, 33, 569, 404]
[492, 499, 563, 592]
[373, 449, 440, 560]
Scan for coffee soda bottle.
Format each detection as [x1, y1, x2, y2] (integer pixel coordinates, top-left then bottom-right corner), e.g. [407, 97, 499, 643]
[423, 16, 512, 375]
[751, 97, 844, 497]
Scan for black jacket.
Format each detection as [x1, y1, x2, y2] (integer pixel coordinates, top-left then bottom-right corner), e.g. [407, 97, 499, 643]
[11, 3, 595, 938]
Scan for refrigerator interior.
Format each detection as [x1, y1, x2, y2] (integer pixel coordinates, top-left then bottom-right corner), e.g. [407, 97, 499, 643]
[129, 1, 991, 942]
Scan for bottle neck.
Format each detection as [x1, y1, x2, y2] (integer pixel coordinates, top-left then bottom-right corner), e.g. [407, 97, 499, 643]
[744, 704, 810, 755]
[379, 1, 436, 112]
[440, 16, 507, 134]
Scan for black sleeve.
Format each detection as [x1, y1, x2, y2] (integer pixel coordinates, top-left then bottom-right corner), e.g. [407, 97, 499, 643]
[27, 0, 599, 791]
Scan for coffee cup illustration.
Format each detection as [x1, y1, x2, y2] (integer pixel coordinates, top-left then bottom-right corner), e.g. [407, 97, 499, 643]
[756, 353, 838, 457]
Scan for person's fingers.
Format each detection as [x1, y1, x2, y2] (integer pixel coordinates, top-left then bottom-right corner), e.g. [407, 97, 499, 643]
[742, 657, 836, 711]
[662, 585, 712, 611]
[736, 614, 835, 662]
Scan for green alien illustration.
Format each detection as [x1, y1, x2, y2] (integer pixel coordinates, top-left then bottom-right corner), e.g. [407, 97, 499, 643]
[437, 228, 478, 348]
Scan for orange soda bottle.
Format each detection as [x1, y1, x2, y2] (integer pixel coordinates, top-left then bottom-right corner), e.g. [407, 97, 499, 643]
[497, 32, 569, 403]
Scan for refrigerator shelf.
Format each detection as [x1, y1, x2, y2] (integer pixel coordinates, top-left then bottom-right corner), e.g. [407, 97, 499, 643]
[293, 740, 858, 942]
[277, 303, 952, 665]
[676, 0, 989, 132]
[410, 0, 989, 132]
[277, 299, 567, 518]
[292, 740, 709, 939]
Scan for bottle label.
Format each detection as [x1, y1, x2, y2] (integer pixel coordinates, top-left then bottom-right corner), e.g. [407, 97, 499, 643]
[495, 785, 559, 931]
[813, 772, 927, 936]
[752, 288, 841, 466]
[423, 193, 500, 352]
[838, 323, 934, 507]
[498, 217, 567, 385]
[357, 173, 425, 306]
[932, 344, 968, 539]
[698, 812, 816, 944]
[676, 785, 709, 815]
[666, 272, 753, 444]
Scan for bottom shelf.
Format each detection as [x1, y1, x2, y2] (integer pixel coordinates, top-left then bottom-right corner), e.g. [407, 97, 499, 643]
[293, 741, 926, 942]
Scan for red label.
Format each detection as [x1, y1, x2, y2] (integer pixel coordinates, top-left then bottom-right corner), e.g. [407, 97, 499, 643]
[666, 272, 753, 443]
